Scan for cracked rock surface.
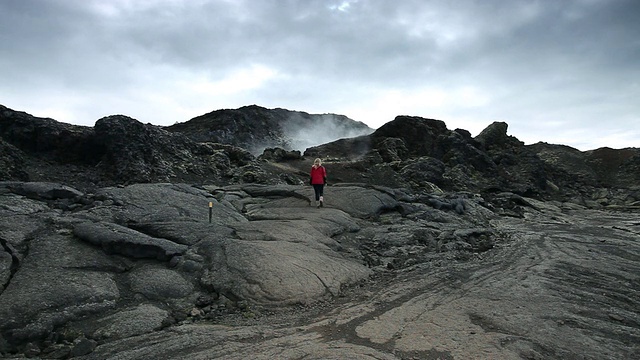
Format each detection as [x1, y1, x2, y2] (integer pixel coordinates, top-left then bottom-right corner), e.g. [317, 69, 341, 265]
[1, 182, 638, 359]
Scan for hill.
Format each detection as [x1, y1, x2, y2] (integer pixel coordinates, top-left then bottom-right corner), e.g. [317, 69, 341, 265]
[166, 104, 373, 155]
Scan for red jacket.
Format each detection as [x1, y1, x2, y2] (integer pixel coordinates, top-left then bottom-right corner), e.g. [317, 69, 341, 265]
[310, 165, 327, 185]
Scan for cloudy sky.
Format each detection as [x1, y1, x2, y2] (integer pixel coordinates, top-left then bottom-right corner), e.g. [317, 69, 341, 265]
[1, 0, 638, 150]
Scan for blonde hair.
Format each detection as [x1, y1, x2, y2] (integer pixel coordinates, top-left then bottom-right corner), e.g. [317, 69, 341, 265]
[314, 158, 322, 166]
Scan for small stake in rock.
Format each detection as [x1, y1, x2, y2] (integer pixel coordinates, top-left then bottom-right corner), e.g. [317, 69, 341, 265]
[209, 202, 213, 223]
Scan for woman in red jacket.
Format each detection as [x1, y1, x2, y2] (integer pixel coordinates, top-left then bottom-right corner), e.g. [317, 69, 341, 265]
[310, 158, 327, 208]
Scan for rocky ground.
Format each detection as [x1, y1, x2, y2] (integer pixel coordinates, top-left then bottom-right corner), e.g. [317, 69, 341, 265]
[73, 195, 640, 360]
[1, 179, 638, 359]
[1, 105, 639, 359]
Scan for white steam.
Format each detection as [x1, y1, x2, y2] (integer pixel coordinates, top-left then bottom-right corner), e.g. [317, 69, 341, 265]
[284, 114, 373, 152]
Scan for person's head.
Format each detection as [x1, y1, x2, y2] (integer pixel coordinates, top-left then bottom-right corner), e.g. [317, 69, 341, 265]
[314, 158, 322, 166]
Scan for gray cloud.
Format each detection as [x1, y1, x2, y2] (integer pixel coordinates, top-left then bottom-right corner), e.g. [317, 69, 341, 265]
[0, 0, 638, 150]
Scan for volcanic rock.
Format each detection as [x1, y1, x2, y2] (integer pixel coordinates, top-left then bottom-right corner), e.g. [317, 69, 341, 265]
[1, 104, 639, 359]
[166, 105, 373, 155]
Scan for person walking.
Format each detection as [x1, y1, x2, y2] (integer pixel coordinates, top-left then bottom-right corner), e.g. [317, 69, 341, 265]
[310, 158, 327, 208]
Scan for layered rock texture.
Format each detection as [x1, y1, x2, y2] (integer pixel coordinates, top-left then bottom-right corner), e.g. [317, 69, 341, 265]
[1, 104, 638, 359]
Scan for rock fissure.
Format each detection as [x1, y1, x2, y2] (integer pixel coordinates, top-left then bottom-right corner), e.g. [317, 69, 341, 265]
[0, 236, 20, 291]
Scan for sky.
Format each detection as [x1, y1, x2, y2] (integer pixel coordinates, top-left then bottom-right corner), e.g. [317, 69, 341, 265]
[1, 0, 638, 151]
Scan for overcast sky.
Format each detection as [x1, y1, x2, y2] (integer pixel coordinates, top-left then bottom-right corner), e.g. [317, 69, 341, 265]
[1, 0, 638, 150]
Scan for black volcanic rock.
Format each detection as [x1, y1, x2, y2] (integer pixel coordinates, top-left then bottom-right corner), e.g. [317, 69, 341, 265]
[1, 104, 640, 359]
[474, 121, 516, 150]
[371, 116, 449, 158]
[585, 147, 640, 188]
[399, 157, 446, 187]
[166, 105, 373, 154]
[0, 106, 268, 189]
[303, 135, 372, 160]
[258, 147, 303, 162]
[0, 138, 29, 181]
[306, 116, 547, 195]
[528, 142, 640, 205]
[0, 105, 98, 165]
[0, 105, 104, 188]
[530, 143, 640, 190]
[528, 142, 598, 189]
[308, 115, 495, 171]
[471, 122, 549, 196]
[3, 104, 638, 206]
[93, 115, 233, 185]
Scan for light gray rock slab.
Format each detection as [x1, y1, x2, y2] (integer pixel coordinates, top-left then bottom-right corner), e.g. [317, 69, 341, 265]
[5, 182, 83, 200]
[230, 219, 344, 250]
[0, 230, 125, 344]
[92, 304, 169, 341]
[244, 207, 360, 237]
[228, 184, 398, 219]
[85, 183, 247, 224]
[73, 221, 188, 261]
[128, 265, 194, 300]
[310, 186, 398, 218]
[78, 324, 399, 360]
[127, 221, 236, 247]
[0, 192, 51, 215]
[0, 193, 54, 260]
[198, 236, 372, 305]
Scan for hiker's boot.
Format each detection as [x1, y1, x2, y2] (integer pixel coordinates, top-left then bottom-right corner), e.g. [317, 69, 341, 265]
[319, 196, 324, 207]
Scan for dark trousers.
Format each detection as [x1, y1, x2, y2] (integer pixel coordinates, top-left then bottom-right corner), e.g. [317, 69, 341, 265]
[312, 184, 324, 201]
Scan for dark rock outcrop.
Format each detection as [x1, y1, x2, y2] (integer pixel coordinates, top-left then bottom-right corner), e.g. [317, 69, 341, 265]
[92, 115, 248, 185]
[584, 146, 640, 188]
[166, 105, 373, 155]
[0, 138, 29, 181]
[305, 116, 638, 208]
[474, 121, 514, 150]
[0, 105, 97, 165]
[0, 105, 373, 191]
[258, 147, 303, 162]
[529, 142, 640, 207]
